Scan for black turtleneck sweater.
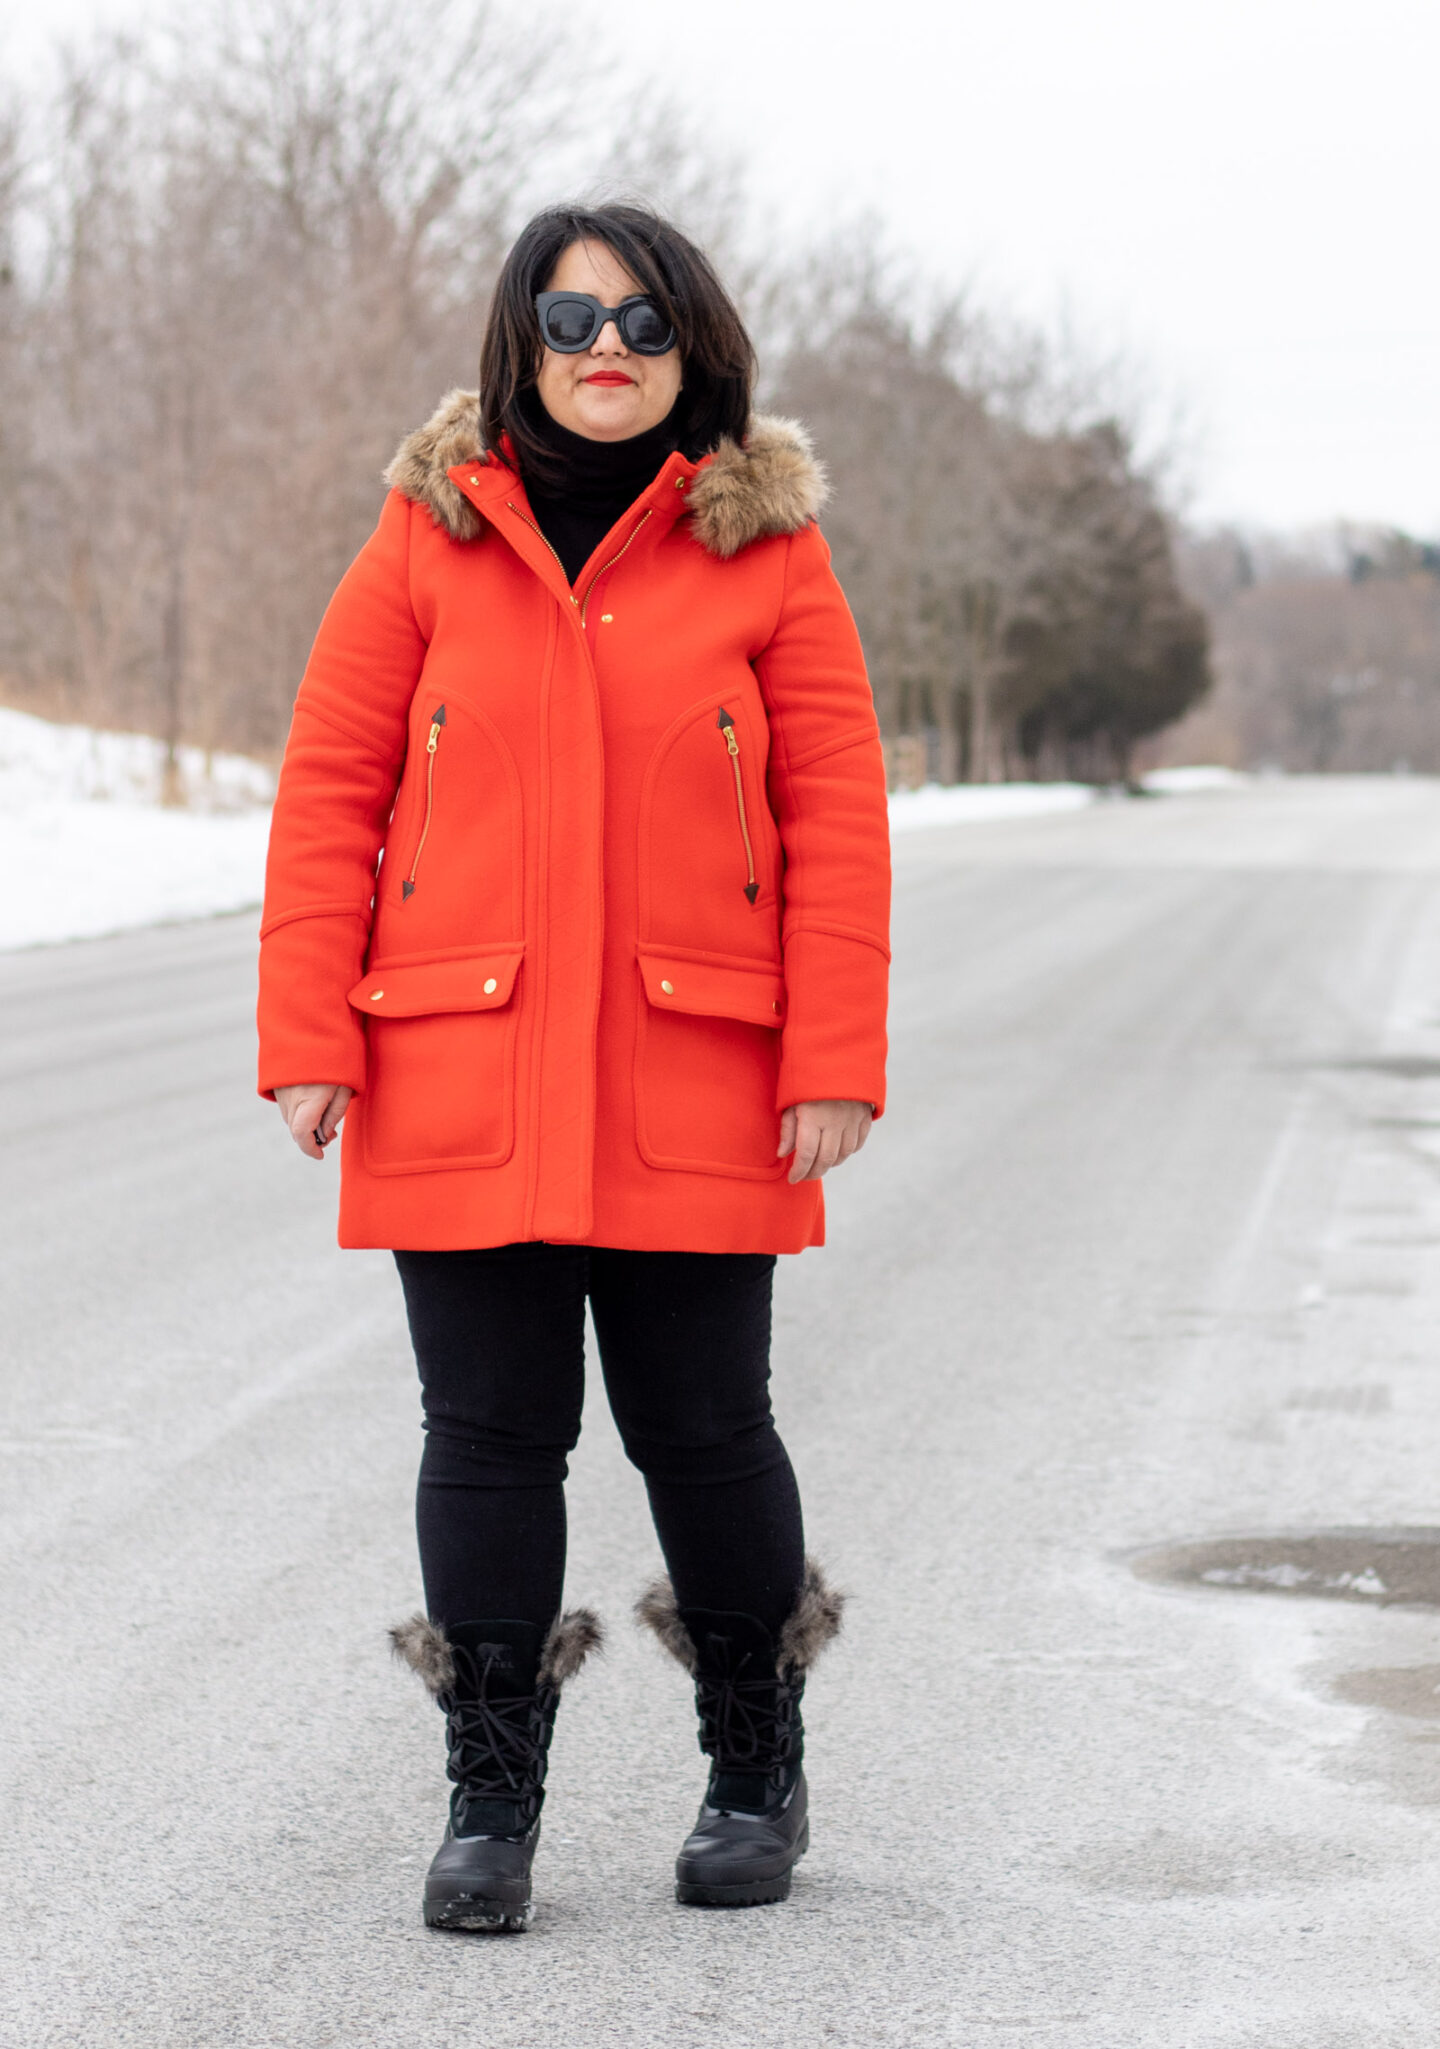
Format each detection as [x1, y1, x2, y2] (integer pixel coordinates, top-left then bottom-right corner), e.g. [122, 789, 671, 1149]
[521, 397, 681, 587]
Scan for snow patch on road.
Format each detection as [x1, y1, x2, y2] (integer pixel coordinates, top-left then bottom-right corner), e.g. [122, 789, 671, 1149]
[1200, 1562, 1388, 1598]
[3, 708, 275, 952]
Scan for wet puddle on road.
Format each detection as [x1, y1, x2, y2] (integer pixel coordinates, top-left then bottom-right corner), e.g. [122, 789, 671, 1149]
[1133, 1530, 1440, 1794]
[1131, 1528, 1440, 1608]
[1332, 1664, 1440, 1720]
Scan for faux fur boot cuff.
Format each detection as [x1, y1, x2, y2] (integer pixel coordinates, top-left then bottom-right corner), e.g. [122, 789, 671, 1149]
[388, 1607, 604, 1698]
[540, 1607, 605, 1686]
[635, 1557, 846, 1678]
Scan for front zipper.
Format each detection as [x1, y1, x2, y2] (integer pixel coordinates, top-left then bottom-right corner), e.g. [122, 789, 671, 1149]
[506, 503, 578, 607]
[579, 511, 652, 626]
[401, 704, 445, 901]
[505, 502, 654, 628]
[716, 707, 760, 904]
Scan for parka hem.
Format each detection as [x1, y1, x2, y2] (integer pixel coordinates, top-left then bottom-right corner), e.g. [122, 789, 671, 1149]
[338, 1175, 824, 1255]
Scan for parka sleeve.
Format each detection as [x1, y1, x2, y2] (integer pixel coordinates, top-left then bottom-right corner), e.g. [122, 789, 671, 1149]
[256, 490, 425, 1099]
[755, 522, 891, 1118]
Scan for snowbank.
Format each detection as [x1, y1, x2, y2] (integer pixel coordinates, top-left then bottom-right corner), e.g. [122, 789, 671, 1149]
[887, 781, 1095, 832]
[3, 708, 275, 952]
[0, 706, 273, 811]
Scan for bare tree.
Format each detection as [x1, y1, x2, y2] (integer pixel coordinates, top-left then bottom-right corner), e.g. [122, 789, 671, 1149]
[773, 254, 1207, 783]
[3, 0, 602, 762]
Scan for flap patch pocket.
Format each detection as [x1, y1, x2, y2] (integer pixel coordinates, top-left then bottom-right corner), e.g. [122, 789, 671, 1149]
[636, 946, 785, 1029]
[347, 946, 524, 1019]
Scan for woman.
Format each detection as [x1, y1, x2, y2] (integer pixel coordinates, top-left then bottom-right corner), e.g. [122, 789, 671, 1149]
[258, 203, 890, 1931]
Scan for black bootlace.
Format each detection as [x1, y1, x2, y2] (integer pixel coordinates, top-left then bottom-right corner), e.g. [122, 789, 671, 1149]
[441, 1645, 555, 1824]
[695, 1639, 801, 1781]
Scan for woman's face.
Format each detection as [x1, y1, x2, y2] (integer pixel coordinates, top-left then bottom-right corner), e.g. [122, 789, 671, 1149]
[534, 237, 683, 442]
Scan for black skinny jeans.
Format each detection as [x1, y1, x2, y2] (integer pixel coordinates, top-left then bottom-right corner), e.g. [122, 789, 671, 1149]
[393, 1243, 805, 1640]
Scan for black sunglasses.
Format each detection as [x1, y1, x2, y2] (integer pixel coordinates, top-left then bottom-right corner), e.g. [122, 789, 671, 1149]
[535, 291, 677, 356]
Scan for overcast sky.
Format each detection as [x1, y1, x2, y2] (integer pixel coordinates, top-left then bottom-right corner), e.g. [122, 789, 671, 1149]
[6, 0, 1436, 535]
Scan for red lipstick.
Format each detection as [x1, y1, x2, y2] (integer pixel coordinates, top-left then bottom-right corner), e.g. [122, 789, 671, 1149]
[584, 372, 633, 385]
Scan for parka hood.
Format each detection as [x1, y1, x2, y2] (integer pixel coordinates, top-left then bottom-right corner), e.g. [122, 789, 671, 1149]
[383, 388, 828, 557]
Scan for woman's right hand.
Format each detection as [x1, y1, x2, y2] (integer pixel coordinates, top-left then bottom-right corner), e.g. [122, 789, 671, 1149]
[275, 1084, 354, 1160]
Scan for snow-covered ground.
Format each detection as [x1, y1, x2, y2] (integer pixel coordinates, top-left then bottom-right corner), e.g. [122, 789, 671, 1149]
[2, 708, 275, 952]
[886, 780, 1096, 832]
[886, 767, 1248, 833]
[1, 706, 1245, 951]
[1140, 765, 1248, 794]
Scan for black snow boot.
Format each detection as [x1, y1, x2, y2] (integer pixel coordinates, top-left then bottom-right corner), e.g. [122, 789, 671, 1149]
[390, 1606, 602, 1931]
[637, 1558, 844, 1908]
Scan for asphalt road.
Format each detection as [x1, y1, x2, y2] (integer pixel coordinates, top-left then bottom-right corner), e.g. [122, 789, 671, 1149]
[5, 775, 1440, 2048]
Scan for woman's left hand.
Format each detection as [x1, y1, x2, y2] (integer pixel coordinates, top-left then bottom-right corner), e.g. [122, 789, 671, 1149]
[777, 1100, 873, 1184]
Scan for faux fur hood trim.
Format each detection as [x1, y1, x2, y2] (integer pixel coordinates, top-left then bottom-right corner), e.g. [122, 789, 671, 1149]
[635, 1557, 846, 1678]
[389, 1607, 604, 1697]
[383, 387, 488, 545]
[687, 414, 828, 559]
[383, 389, 827, 558]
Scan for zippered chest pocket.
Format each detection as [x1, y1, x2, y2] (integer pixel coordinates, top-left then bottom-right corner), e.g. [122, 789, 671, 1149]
[716, 706, 760, 904]
[402, 704, 446, 900]
[373, 690, 525, 953]
[637, 693, 781, 960]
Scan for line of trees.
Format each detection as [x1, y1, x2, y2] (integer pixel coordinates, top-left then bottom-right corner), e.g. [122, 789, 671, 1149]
[0, 0, 1210, 789]
[1157, 527, 1440, 774]
[777, 295, 1209, 782]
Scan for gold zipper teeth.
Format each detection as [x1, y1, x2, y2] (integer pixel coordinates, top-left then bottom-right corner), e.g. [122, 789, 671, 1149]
[403, 713, 444, 899]
[506, 501, 653, 625]
[718, 711, 759, 902]
[580, 511, 652, 626]
[506, 502, 578, 603]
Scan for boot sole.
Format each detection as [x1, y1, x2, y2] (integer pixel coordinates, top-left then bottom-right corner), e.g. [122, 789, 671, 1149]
[674, 1821, 809, 1908]
[424, 1894, 533, 1933]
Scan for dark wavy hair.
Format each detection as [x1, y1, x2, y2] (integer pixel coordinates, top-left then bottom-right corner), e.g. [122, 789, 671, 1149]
[478, 203, 756, 485]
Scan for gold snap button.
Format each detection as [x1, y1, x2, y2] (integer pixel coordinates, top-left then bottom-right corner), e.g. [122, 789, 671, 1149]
[469, 475, 479, 484]
[660, 978, 674, 995]
[600, 613, 613, 623]
[674, 476, 686, 490]
[370, 990, 384, 1002]
[483, 976, 498, 994]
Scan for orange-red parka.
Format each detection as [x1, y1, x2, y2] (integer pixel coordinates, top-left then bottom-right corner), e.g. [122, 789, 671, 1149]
[256, 393, 891, 1253]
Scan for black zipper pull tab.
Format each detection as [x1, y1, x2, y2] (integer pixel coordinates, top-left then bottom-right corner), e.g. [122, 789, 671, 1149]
[402, 879, 415, 900]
